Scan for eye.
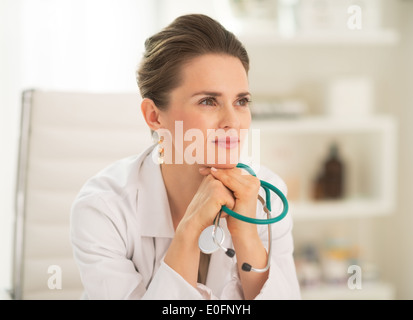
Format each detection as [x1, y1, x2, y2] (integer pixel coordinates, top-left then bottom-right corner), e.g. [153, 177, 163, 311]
[235, 97, 251, 107]
[199, 97, 217, 106]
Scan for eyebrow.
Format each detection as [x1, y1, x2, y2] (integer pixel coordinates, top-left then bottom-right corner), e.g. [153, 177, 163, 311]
[191, 91, 251, 98]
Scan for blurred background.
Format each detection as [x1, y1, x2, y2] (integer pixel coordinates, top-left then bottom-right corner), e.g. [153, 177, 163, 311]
[1, 0, 412, 299]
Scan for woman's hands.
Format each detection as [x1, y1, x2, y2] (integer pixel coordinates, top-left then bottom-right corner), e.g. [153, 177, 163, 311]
[198, 166, 269, 300]
[198, 166, 261, 238]
[176, 170, 236, 237]
[164, 168, 237, 288]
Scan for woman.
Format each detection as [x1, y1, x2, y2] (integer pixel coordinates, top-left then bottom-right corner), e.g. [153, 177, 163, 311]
[70, 14, 300, 300]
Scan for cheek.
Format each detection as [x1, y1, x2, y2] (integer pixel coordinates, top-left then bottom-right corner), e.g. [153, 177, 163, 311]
[178, 115, 213, 155]
[164, 110, 203, 137]
[183, 114, 212, 139]
[242, 111, 252, 128]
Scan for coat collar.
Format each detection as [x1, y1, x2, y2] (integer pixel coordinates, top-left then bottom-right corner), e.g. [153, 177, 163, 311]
[136, 145, 175, 238]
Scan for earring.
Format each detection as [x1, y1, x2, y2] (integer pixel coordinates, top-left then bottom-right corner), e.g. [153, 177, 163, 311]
[158, 136, 164, 164]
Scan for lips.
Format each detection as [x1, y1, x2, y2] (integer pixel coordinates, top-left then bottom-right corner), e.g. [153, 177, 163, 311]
[214, 136, 239, 149]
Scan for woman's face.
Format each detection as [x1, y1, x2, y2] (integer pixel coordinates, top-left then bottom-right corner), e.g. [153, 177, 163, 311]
[158, 54, 251, 168]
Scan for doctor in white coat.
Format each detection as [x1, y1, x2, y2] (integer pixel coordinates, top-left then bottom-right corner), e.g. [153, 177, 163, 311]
[70, 14, 301, 300]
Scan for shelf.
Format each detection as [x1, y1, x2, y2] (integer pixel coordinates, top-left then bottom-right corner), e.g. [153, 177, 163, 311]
[251, 115, 396, 134]
[254, 115, 397, 221]
[300, 282, 395, 300]
[289, 199, 394, 221]
[240, 29, 399, 46]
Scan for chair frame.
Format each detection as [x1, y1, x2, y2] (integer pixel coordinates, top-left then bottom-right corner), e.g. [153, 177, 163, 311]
[12, 89, 34, 300]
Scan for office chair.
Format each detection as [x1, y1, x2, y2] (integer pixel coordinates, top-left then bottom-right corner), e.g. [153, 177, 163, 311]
[13, 90, 152, 299]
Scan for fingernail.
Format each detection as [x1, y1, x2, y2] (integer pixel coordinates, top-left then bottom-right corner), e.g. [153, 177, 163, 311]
[199, 167, 207, 171]
[211, 167, 217, 172]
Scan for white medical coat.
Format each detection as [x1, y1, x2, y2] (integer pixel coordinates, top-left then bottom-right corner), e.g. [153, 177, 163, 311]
[70, 144, 301, 300]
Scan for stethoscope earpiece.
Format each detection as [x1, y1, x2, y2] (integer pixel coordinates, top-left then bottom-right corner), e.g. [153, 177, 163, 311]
[225, 248, 235, 258]
[241, 263, 252, 272]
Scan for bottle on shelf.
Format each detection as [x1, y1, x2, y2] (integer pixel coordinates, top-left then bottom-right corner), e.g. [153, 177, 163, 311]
[312, 143, 345, 200]
[313, 171, 326, 200]
[324, 143, 344, 199]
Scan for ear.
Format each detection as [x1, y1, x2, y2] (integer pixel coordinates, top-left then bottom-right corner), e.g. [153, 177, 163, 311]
[141, 98, 163, 131]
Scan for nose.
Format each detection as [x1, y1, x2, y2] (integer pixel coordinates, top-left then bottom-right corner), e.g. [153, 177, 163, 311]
[218, 103, 240, 130]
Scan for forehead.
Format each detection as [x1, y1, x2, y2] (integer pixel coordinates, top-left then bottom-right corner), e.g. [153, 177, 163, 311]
[178, 54, 249, 93]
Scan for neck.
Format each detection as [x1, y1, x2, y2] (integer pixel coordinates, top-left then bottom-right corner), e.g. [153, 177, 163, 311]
[161, 163, 204, 229]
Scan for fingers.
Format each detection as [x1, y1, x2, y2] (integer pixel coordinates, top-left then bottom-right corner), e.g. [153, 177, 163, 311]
[209, 167, 260, 200]
[198, 166, 248, 178]
[197, 172, 235, 212]
[198, 166, 211, 176]
[198, 166, 260, 199]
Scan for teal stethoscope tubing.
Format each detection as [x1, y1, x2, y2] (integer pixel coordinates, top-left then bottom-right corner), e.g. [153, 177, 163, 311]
[220, 163, 289, 225]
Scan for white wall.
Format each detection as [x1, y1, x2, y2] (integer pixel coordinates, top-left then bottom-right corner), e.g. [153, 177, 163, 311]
[0, 0, 23, 295]
[0, 0, 157, 293]
[378, 0, 413, 299]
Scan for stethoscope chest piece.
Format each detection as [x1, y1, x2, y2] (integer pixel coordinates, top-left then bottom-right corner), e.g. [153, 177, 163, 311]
[198, 225, 225, 254]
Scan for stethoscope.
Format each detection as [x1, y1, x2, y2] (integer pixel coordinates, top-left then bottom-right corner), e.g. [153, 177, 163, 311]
[198, 163, 289, 273]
